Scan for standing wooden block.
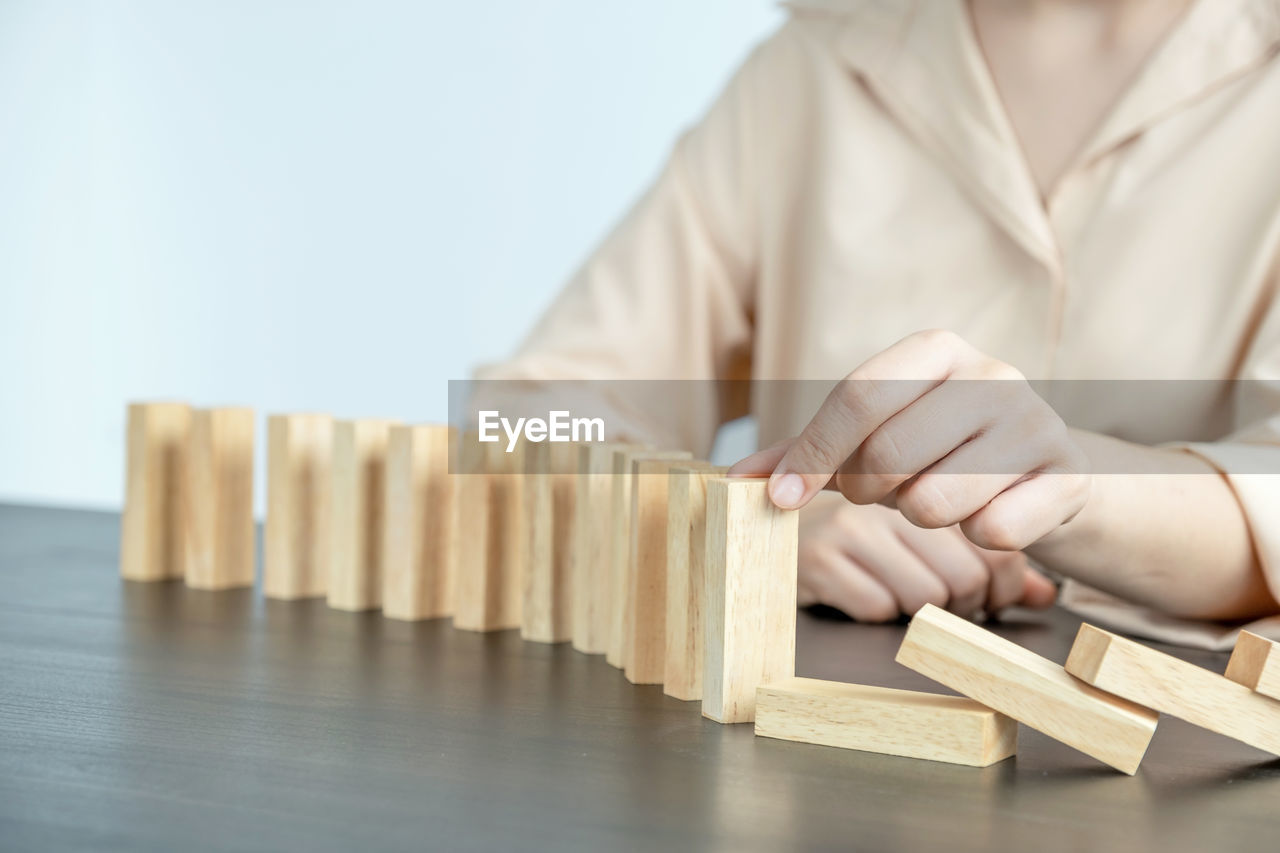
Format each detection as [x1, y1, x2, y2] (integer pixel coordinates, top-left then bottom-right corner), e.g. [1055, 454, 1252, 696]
[454, 436, 525, 631]
[1066, 623, 1280, 756]
[521, 441, 577, 642]
[664, 465, 727, 700]
[121, 401, 192, 581]
[605, 448, 691, 668]
[896, 605, 1158, 774]
[264, 413, 333, 599]
[382, 424, 457, 621]
[625, 459, 710, 683]
[328, 418, 398, 611]
[571, 442, 644, 654]
[754, 677, 1018, 767]
[182, 407, 255, 590]
[1225, 630, 1280, 701]
[702, 478, 798, 724]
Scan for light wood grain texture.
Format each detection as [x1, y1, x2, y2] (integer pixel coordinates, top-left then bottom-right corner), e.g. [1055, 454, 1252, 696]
[522, 441, 577, 642]
[664, 465, 727, 700]
[702, 478, 798, 724]
[571, 443, 645, 654]
[624, 459, 712, 683]
[327, 419, 398, 612]
[264, 413, 334, 599]
[755, 677, 1018, 767]
[1224, 630, 1280, 701]
[382, 424, 457, 621]
[1066, 623, 1280, 757]
[182, 407, 255, 590]
[896, 605, 1158, 774]
[121, 402, 192, 581]
[606, 448, 691, 668]
[454, 436, 525, 631]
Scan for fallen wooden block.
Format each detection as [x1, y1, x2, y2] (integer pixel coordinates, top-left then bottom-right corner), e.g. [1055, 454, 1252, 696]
[454, 435, 525, 631]
[896, 605, 1158, 774]
[606, 448, 691, 668]
[1066, 623, 1280, 757]
[664, 465, 727, 700]
[183, 407, 255, 590]
[1224, 630, 1280, 702]
[521, 441, 577, 643]
[264, 413, 334, 599]
[121, 401, 192, 581]
[702, 478, 798, 724]
[382, 424, 457, 621]
[755, 677, 1017, 767]
[571, 443, 644, 654]
[625, 459, 713, 684]
[328, 418, 398, 611]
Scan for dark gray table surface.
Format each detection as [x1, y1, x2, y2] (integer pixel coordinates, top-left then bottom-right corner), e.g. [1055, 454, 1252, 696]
[2, 503, 1278, 853]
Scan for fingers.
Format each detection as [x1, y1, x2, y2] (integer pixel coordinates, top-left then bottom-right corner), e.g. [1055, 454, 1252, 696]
[980, 549, 1029, 614]
[893, 525, 990, 618]
[766, 330, 971, 509]
[959, 469, 1090, 551]
[848, 533, 951, 617]
[726, 439, 790, 479]
[799, 544, 900, 623]
[1020, 568, 1059, 609]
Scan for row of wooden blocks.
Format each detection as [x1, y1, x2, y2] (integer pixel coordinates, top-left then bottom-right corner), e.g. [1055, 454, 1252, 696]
[119, 404, 797, 722]
[120, 402, 1280, 772]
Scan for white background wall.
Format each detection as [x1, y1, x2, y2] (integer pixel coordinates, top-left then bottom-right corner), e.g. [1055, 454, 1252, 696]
[0, 1, 780, 510]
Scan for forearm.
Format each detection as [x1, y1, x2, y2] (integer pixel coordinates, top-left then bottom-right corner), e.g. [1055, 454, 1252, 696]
[1027, 430, 1279, 621]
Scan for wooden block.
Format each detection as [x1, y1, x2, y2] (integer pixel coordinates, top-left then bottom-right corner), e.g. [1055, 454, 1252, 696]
[702, 478, 798, 723]
[454, 435, 525, 631]
[264, 413, 333, 599]
[182, 407, 255, 590]
[571, 442, 644, 654]
[328, 418, 398, 611]
[382, 424, 457, 621]
[896, 605, 1158, 774]
[1225, 630, 1280, 701]
[754, 677, 1018, 767]
[521, 441, 577, 642]
[624, 459, 713, 683]
[664, 465, 727, 700]
[605, 448, 691, 668]
[1066, 623, 1280, 757]
[121, 401, 192, 581]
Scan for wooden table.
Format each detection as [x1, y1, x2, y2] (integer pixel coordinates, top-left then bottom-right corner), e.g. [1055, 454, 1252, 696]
[2, 503, 1278, 852]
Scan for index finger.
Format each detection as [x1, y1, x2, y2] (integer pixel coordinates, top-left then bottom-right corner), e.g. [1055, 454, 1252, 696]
[765, 330, 967, 509]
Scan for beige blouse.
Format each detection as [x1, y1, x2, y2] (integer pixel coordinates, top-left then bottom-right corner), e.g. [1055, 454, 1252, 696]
[481, 0, 1280, 648]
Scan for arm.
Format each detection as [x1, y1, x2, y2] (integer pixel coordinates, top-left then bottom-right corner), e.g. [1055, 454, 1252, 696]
[1028, 431, 1278, 621]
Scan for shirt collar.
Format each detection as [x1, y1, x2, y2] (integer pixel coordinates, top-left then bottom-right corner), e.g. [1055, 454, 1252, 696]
[787, 0, 1280, 271]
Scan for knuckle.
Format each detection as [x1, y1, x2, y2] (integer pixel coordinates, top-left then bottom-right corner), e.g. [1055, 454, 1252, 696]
[858, 428, 908, 477]
[965, 509, 1029, 552]
[979, 359, 1025, 383]
[854, 594, 900, 624]
[950, 567, 988, 601]
[795, 422, 848, 471]
[896, 479, 959, 529]
[913, 328, 964, 350]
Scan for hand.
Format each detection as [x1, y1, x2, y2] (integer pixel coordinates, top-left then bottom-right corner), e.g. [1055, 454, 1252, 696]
[731, 330, 1091, 552]
[797, 494, 1057, 621]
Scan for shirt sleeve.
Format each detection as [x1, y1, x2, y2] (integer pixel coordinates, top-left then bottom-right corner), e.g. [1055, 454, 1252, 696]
[470, 28, 793, 455]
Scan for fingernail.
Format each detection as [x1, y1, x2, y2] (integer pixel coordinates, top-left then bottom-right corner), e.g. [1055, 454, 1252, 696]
[769, 472, 806, 509]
